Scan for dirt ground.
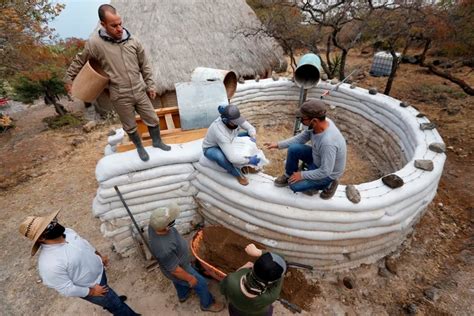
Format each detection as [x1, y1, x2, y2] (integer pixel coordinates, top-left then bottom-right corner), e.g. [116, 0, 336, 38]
[0, 53, 473, 315]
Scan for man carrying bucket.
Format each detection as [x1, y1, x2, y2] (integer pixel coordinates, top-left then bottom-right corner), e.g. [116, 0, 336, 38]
[220, 244, 286, 316]
[65, 4, 170, 161]
[148, 205, 225, 313]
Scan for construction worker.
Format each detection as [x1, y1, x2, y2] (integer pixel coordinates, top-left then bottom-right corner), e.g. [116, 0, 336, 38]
[220, 244, 286, 316]
[202, 104, 260, 186]
[65, 4, 170, 161]
[19, 210, 139, 315]
[147, 205, 225, 313]
[264, 99, 346, 199]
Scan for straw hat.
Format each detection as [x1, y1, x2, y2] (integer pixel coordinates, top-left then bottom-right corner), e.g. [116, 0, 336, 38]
[19, 210, 60, 256]
[149, 203, 180, 231]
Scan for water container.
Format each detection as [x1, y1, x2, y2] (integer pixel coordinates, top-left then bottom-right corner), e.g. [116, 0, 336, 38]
[370, 51, 401, 77]
[294, 53, 321, 88]
[191, 67, 237, 99]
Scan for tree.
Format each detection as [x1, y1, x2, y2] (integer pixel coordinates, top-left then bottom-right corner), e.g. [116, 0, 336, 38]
[12, 38, 85, 115]
[0, 1, 64, 78]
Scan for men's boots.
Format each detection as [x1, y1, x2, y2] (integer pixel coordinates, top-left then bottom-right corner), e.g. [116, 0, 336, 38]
[128, 131, 149, 161]
[148, 125, 171, 151]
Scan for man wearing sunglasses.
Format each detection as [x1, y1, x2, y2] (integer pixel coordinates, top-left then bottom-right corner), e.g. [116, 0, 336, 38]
[264, 99, 347, 199]
[148, 204, 224, 313]
[19, 210, 139, 315]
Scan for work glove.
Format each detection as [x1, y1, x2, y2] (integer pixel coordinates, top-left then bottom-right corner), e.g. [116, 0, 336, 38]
[248, 155, 260, 166]
[249, 136, 256, 143]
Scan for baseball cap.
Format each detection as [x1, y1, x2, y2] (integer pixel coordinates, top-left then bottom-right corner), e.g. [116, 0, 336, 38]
[221, 104, 246, 125]
[253, 252, 287, 283]
[298, 99, 327, 119]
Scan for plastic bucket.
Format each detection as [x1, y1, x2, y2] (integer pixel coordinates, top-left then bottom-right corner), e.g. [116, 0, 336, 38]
[72, 60, 109, 102]
[190, 229, 227, 281]
[191, 67, 237, 99]
[294, 53, 321, 89]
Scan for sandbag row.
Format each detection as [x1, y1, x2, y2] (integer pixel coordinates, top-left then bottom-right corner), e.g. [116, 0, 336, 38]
[93, 141, 205, 256]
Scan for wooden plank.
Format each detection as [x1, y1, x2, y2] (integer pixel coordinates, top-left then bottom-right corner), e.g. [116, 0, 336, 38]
[164, 113, 175, 129]
[117, 128, 207, 152]
[135, 107, 181, 136]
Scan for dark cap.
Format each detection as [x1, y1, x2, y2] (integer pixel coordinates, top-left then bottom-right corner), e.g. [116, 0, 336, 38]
[298, 99, 327, 119]
[220, 104, 245, 125]
[253, 252, 287, 283]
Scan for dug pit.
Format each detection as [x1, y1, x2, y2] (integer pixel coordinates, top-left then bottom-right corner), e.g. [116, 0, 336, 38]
[196, 226, 321, 311]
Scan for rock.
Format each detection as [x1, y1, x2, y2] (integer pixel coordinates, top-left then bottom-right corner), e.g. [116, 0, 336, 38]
[424, 287, 440, 301]
[416, 113, 426, 118]
[255, 75, 260, 82]
[369, 88, 378, 95]
[321, 74, 328, 81]
[83, 120, 97, 133]
[382, 174, 404, 188]
[71, 137, 85, 147]
[385, 257, 398, 275]
[350, 84, 356, 89]
[342, 276, 355, 289]
[429, 142, 446, 153]
[238, 77, 245, 84]
[330, 79, 339, 85]
[271, 72, 279, 81]
[420, 122, 436, 130]
[378, 267, 390, 278]
[447, 107, 460, 115]
[400, 102, 409, 108]
[107, 129, 117, 136]
[414, 159, 434, 171]
[345, 185, 361, 203]
[405, 303, 417, 315]
[329, 105, 336, 110]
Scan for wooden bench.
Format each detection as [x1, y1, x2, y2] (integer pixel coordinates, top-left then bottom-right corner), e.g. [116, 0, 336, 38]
[116, 106, 207, 152]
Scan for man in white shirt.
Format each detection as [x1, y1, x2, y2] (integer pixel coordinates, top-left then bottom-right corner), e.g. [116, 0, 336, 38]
[202, 104, 260, 186]
[19, 210, 138, 315]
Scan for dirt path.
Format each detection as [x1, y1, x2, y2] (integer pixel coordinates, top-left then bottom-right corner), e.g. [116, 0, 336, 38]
[1, 55, 473, 315]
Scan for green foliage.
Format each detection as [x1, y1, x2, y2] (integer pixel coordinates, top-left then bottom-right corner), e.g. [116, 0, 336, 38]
[12, 67, 66, 104]
[42, 113, 84, 129]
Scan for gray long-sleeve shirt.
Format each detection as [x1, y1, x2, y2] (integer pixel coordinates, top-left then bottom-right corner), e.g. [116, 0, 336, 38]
[278, 119, 347, 181]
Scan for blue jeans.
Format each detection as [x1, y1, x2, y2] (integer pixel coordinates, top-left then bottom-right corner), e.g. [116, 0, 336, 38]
[82, 270, 138, 316]
[285, 143, 333, 193]
[172, 265, 214, 308]
[204, 147, 241, 177]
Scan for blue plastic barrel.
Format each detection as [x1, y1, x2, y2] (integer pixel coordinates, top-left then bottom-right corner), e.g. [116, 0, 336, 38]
[294, 53, 321, 88]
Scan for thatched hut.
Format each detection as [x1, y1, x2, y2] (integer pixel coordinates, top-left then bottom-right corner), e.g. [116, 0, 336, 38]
[107, 0, 286, 108]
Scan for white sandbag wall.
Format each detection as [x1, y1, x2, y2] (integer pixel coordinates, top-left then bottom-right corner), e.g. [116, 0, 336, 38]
[193, 78, 445, 270]
[93, 141, 204, 256]
[93, 78, 445, 270]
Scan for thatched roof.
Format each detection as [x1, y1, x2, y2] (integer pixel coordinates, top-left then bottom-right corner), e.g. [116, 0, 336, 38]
[111, 0, 285, 95]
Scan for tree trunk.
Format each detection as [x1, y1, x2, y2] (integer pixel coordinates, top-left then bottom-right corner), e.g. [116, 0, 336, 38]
[425, 63, 474, 96]
[326, 35, 333, 78]
[384, 49, 400, 96]
[339, 49, 348, 81]
[419, 38, 431, 66]
[45, 92, 68, 116]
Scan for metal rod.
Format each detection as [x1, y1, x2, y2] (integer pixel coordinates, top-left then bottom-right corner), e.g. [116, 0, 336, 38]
[286, 261, 314, 271]
[114, 185, 158, 260]
[277, 298, 302, 313]
[293, 85, 307, 136]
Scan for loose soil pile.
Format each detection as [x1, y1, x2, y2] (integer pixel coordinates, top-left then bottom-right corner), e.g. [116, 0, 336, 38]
[197, 226, 320, 311]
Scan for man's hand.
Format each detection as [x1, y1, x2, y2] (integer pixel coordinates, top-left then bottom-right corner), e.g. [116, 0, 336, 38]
[187, 275, 198, 288]
[100, 255, 110, 267]
[64, 83, 72, 96]
[264, 142, 278, 150]
[238, 261, 254, 270]
[147, 89, 156, 100]
[88, 284, 108, 297]
[245, 243, 263, 257]
[289, 172, 303, 184]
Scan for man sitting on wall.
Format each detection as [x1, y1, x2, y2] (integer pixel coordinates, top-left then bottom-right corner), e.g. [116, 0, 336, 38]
[264, 99, 346, 199]
[202, 104, 260, 186]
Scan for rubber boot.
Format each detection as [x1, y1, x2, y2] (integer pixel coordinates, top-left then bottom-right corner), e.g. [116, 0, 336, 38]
[128, 131, 149, 161]
[148, 125, 171, 151]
